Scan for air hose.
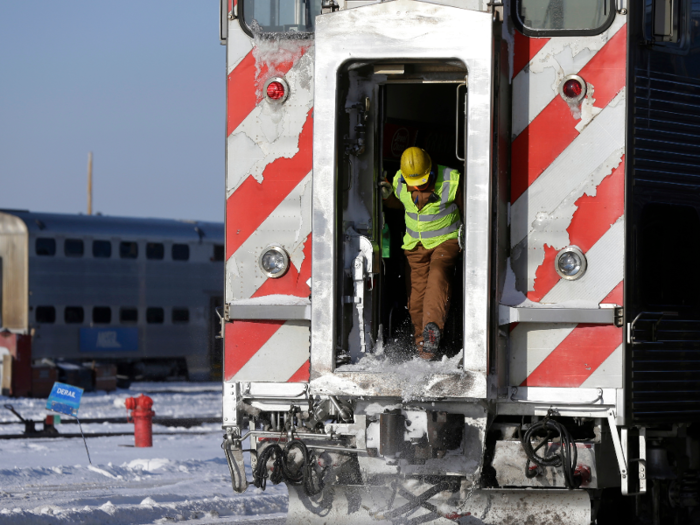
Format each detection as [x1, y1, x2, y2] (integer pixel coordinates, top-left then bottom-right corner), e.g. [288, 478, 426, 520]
[521, 413, 579, 489]
[252, 439, 323, 496]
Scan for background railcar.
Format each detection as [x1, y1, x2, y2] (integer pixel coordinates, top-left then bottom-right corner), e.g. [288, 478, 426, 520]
[0, 210, 223, 395]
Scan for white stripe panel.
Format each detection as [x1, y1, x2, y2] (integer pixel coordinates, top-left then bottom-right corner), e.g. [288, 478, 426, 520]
[511, 17, 626, 138]
[510, 323, 577, 386]
[580, 345, 623, 388]
[509, 221, 624, 384]
[226, 172, 312, 302]
[232, 320, 310, 381]
[511, 89, 625, 249]
[226, 46, 315, 197]
[542, 217, 624, 305]
[227, 24, 254, 74]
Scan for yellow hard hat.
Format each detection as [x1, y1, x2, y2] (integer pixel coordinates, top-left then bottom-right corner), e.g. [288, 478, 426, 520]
[400, 147, 432, 186]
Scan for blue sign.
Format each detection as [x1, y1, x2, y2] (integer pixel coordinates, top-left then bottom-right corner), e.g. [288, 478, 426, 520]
[46, 382, 83, 417]
[79, 327, 138, 353]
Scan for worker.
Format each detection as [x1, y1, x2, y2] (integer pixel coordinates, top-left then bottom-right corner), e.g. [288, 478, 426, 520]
[380, 147, 463, 360]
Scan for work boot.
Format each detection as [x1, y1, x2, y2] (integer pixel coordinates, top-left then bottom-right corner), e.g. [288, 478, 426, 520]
[419, 323, 441, 360]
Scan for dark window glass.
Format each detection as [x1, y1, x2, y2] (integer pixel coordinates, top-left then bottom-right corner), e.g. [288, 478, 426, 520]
[172, 244, 190, 261]
[92, 240, 112, 258]
[35, 238, 56, 256]
[146, 242, 164, 260]
[120, 241, 138, 259]
[120, 307, 138, 323]
[64, 307, 84, 324]
[241, 0, 322, 34]
[147, 307, 164, 324]
[516, 0, 614, 34]
[35, 306, 56, 323]
[93, 306, 112, 324]
[172, 308, 190, 324]
[64, 239, 84, 257]
[213, 244, 225, 262]
[638, 203, 700, 308]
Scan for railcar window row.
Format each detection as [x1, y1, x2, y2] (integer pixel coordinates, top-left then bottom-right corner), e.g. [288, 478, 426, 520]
[33, 306, 191, 325]
[34, 238, 223, 261]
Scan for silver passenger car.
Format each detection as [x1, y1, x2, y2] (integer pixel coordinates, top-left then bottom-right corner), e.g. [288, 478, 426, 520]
[0, 210, 223, 383]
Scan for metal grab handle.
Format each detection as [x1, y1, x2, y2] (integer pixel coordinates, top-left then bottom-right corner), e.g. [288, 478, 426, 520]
[455, 83, 467, 162]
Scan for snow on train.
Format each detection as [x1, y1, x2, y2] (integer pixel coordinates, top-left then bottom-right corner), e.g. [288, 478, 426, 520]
[0, 210, 223, 395]
[219, 0, 700, 523]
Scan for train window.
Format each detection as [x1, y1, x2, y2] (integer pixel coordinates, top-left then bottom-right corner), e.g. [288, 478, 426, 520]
[92, 240, 112, 258]
[514, 0, 616, 36]
[172, 244, 190, 261]
[35, 306, 56, 324]
[120, 307, 138, 323]
[92, 306, 112, 324]
[119, 241, 138, 259]
[147, 307, 164, 324]
[213, 244, 225, 262]
[239, 0, 322, 36]
[35, 238, 56, 256]
[172, 308, 190, 324]
[64, 306, 84, 324]
[64, 239, 84, 257]
[146, 243, 164, 260]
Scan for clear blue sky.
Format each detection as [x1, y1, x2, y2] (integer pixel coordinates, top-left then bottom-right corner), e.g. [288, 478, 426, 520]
[0, 2, 226, 222]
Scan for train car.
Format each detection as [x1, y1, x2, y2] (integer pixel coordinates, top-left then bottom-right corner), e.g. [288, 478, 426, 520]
[219, 0, 700, 523]
[0, 210, 224, 395]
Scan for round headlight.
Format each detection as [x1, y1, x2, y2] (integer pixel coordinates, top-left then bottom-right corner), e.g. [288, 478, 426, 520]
[259, 245, 289, 278]
[555, 246, 587, 281]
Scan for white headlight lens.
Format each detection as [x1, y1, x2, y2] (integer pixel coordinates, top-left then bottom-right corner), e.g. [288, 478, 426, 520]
[555, 246, 587, 280]
[558, 252, 581, 276]
[259, 246, 289, 278]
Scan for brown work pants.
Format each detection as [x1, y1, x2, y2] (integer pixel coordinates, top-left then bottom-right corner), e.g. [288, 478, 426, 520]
[405, 238, 460, 347]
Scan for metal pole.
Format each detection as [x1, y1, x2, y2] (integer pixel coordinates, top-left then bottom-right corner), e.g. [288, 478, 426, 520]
[87, 152, 93, 215]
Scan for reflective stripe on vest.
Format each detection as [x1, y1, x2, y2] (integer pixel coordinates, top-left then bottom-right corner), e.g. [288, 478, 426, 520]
[406, 220, 462, 239]
[405, 202, 458, 222]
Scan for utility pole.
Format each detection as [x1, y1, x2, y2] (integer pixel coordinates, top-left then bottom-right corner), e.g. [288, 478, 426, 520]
[87, 152, 93, 215]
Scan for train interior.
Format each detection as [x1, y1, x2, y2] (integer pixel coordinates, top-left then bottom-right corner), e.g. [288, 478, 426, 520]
[335, 61, 467, 366]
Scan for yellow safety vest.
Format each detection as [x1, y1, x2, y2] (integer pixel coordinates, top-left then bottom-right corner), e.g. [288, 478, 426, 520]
[393, 165, 461, 250]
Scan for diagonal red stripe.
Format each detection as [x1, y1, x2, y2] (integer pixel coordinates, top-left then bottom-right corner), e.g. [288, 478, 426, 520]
[521, 324, 622, 387]
[510, 26, 627, 203]
[601, 281, 623, 305]
[287, 360, 310, 382]
[224, 320, 285, 381]
[527, 158, 625, 302]
[227, 46, 308, 136]
[513, 31, 549, 79]
[226, 110, 313, 259]
[227, 51, 257, 137]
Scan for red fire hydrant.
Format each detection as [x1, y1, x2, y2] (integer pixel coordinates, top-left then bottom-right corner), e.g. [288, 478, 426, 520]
[125, 394, 155, 447]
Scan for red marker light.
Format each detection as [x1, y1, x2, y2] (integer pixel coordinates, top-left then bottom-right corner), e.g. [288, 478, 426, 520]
[563, 79, 583, 98]
[266, 81, 285, 100]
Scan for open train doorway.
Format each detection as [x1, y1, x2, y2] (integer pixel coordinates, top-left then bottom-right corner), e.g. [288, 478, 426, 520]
[335, 61, 467, 366]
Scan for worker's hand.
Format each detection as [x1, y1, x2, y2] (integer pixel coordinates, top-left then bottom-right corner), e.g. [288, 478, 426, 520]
[379, 180, 392, 200]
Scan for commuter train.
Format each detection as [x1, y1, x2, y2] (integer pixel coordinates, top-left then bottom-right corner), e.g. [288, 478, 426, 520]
[219, 0, 700, 523]
[0, 210, 223, 395]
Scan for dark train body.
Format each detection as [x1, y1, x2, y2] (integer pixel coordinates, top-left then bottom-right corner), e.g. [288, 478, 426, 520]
[0, 210, 223, 394]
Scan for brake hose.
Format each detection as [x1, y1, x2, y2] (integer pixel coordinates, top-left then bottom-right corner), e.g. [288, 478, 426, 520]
[521, 414, 579, 489]
[252, 439, 323, 496]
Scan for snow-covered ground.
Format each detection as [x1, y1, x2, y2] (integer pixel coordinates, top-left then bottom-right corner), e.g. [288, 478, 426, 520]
[0, 383, 287, 524]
